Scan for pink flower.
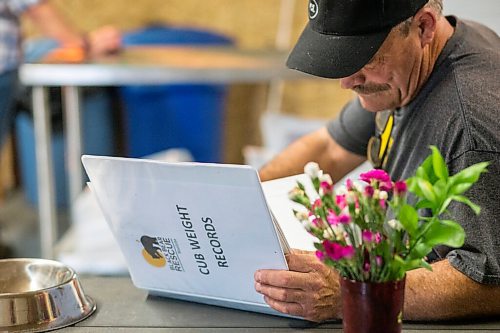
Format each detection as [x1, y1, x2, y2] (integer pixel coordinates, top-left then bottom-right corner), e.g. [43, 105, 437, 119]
[360, 169, 391, 184]
[335, 194, 347, 209]
[338, 214, 351, 224]
[362, 230, 373, 242]
[323, 241, 355, 260]
[363, 261, 371, 272]
[346, 178, 354, 191]
[312, 198, 322, 209]
[380, 182, 393, 192]
[374, 232, 382, 244]
[379, 199, 386, 209]
[327, 210, 351, 225]
[394, 180, 407, 195]
[326, 210, 337, 225]
[316, 250, 325, 261]
[376, 256, 383, 266]
[320, 181, 333, 194]
[364, 185, 374, 197]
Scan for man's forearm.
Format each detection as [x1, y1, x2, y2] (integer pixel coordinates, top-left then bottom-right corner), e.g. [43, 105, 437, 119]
[259, 127, 365, 182]
[25, 1, 84, 46]
[404, 259, 500, 320]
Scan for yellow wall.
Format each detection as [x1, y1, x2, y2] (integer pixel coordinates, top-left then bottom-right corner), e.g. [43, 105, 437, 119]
[23, 0, 354, 162]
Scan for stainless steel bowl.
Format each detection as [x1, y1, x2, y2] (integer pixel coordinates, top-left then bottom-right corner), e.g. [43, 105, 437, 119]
[0, 258, 96, 332]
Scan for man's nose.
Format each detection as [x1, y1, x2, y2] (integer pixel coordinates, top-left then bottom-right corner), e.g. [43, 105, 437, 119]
[340, 70, 365, 89]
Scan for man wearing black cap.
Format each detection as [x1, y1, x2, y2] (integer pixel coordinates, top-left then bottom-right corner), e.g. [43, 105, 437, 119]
[255, 0, 500, 322]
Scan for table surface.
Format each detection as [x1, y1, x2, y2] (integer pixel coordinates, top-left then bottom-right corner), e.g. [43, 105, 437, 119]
[58, 276, 500, 332]
[19, 46, 311, 86]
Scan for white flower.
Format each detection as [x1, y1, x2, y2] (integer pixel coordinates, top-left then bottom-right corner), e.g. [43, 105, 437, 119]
[344, 233, 352, 246]
[388, 219, 403, 231]
[332, 224, 345, 238]
[320, 173, 333, 185]
[301, 220, 312, 231]
[294, 211, 309, 222]
[323, 228, 334, 239]
[304, 162, 322, 179]
[346, 192, 356, 204]
[379, 191, 388, 200]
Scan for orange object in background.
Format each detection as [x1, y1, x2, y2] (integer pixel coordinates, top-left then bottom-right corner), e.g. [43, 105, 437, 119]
[44, 46, 86, 63]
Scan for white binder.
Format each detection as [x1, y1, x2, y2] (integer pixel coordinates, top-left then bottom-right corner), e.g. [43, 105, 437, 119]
[82, 155, 315, 317]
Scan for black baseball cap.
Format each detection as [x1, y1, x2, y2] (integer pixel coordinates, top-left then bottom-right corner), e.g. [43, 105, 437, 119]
[287, 0, 428, 79]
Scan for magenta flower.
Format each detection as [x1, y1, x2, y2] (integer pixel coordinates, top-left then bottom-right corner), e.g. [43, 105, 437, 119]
[379, 182, 393, 192]
[379, 199, 386, 209]
[374, 232, 382, 244]
[339, 214, 351, 224]
[327, 210, 337, 225]
[316, 250, 325, 261]
[323, 241, 355, 260]
[327, 210, 351, 225]
[346, 178, 354, 191]
[394, 180, 407, 195]
[320, 181, 333, 194]
[312, 198, 322, 209]
[362, 230, 373, 242]
[364, 185, 374, 197]
[360, 169, 391, 184]
[336, 194, 347, 209]
[363, 261, 371, 272]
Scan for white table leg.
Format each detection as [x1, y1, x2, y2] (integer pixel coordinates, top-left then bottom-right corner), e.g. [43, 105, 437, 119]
[62, 86, 83, 219]
[33, 86, 57, 259]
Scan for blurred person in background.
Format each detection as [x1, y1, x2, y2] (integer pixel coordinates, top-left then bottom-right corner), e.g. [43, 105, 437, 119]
[0, 0, 122, 258]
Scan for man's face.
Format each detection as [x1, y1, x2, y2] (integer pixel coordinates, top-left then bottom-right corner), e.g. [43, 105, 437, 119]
[339, 27, 422, 112]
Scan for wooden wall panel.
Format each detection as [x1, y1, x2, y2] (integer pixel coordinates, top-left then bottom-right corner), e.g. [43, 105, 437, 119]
[22, 0, 354, 163]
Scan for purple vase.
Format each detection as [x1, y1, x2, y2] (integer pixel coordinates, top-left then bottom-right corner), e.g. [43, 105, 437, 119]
[340, 276, 406, 333]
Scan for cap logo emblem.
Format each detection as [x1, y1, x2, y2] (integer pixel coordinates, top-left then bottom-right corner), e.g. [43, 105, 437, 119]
[309, 0, 319, 19]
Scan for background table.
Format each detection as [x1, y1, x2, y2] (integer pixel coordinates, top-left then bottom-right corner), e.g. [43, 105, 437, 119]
[19, 46, 310, 259]
[61, 276, 500, 332]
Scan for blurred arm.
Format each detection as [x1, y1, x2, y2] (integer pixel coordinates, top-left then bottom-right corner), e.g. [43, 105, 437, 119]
[24, 0, 121, 55]
[24, 0, 85, 47]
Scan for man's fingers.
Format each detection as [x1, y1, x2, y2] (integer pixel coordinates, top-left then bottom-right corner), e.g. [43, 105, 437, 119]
[255, 269, 311, 290]
[263, 295, 306, 318]
[255, 281, 307, 303]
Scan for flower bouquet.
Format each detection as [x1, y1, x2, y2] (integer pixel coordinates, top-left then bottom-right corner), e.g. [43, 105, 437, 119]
[289, 146, 488, 333]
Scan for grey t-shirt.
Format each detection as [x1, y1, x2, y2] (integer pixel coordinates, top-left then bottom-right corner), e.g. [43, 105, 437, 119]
[327, 17, 500, 284]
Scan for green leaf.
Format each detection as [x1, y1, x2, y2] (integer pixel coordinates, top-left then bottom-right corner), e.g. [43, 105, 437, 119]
[398, 204, 418, 235]
[410, 242, 433, 260]
[419, 260, 433, 271]
[424, 219, 465, 248]
[449, 162, 490, 187]
[407, 176, 424, 198]
[417, 178, 437, 203]
[449, 182, 474, 196]
[415, 199, 434, 210]
[430, 146, 449, 181]
[297, 181, 306, 191]
[450, 195, 481, 215]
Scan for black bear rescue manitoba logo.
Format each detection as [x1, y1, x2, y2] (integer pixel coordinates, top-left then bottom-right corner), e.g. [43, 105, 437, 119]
[140, 235, 166, 267]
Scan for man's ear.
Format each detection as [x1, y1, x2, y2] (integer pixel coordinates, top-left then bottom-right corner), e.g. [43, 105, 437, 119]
[413, 8, 438, 47]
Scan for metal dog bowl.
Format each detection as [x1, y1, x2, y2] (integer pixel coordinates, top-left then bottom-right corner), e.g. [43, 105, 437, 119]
[0, 258, 96, 332]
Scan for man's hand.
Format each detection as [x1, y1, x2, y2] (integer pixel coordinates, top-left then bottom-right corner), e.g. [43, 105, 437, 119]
[254, 249, 341, 322]
[87, 25, 122, 56]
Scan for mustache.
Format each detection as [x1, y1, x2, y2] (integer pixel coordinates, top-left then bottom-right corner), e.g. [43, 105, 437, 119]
[352, 84, 391, 94]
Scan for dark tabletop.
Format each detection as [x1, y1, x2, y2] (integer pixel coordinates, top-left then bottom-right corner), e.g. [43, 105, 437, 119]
[60, 276, 500, 332]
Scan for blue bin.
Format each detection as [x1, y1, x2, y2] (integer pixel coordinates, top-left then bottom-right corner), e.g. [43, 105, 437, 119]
[15, 89, 115, 207]
[120, 26, 233, 162]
